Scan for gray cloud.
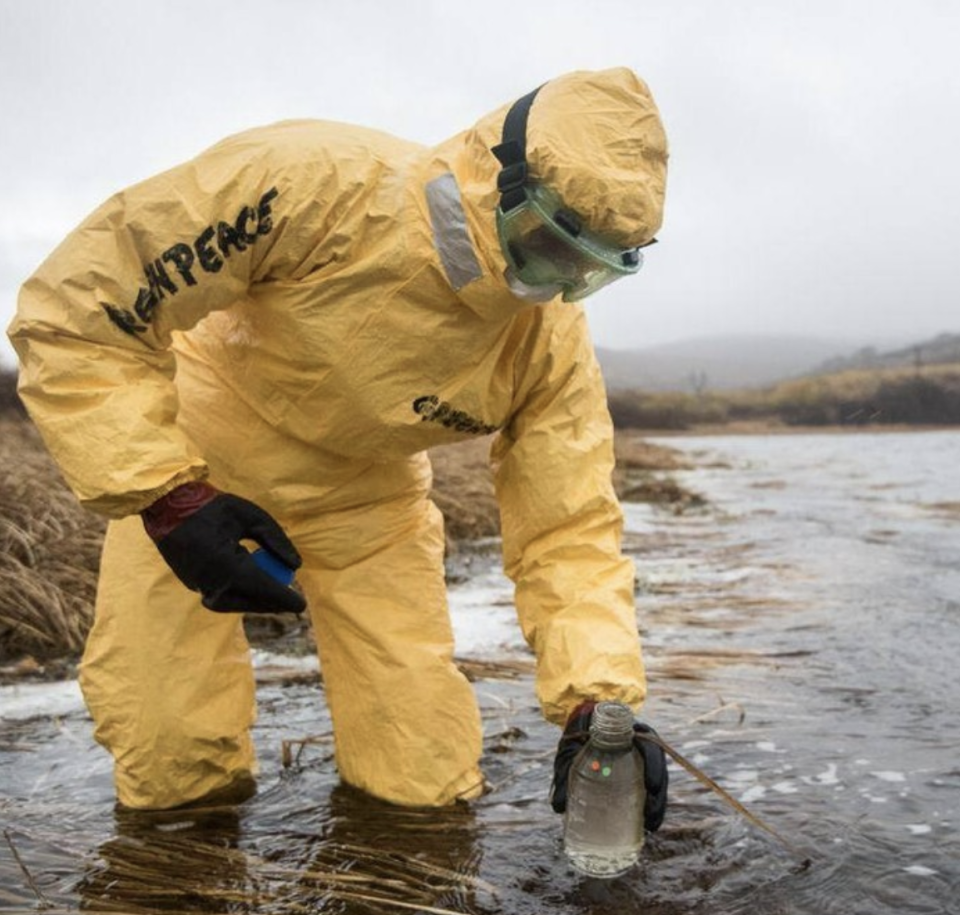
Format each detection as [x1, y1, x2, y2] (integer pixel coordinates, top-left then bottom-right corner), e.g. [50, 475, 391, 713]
[2, 0, 958, 366]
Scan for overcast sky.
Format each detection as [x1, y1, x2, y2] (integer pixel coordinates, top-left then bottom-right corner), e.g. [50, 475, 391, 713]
[2, 0, 958, 368]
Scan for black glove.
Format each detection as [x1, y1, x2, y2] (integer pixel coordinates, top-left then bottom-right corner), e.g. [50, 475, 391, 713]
[142, 482, 306, 615]
[550, 700, 668, 833]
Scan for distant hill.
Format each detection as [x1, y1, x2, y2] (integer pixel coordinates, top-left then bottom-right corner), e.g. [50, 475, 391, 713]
[595, 334, 866, 392]
[596, 332, 959, 392]
[809, 332, 960, 376]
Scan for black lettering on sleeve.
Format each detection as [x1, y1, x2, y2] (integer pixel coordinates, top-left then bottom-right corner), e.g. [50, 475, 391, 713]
[132, 287, 160, 323]
[144, 258, 177, 300]
[257, 187, 279, 235]
[101, 187, 282, 334]
[413, 395, 439, 418]
[216, 220, 247, 258]
[101, 302, 147, 335]
[194, 226, 224, 273]
[235, 206, 259, 244]
[162, 243, 198, 286]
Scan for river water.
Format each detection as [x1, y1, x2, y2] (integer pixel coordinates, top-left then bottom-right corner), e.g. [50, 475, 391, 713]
[1, 430, 958, 914]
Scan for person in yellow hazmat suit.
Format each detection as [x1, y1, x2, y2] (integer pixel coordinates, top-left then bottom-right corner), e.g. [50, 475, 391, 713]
[8, 67, 670, 826]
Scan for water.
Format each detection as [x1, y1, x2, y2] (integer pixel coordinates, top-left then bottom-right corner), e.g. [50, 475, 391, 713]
[2, 429, 959, 913]
[563, 755, 646, 879]
[634, 429, 960, 915]
[564, 844, 644, 881]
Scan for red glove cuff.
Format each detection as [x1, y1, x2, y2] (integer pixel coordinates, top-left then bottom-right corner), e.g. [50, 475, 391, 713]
[141, 481, 220, 542]
[561, 700, 598, 741]
[568, 700, 598, 723]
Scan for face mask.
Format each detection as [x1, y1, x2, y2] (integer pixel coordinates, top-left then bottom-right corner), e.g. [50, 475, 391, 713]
[503, 267, 565, 303]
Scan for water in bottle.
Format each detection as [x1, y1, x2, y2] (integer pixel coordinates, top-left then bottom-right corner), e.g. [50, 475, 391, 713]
[562, 701, 646, 878]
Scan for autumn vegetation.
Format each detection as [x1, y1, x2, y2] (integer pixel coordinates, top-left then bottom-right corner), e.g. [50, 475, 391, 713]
[608, 363, 960, 430]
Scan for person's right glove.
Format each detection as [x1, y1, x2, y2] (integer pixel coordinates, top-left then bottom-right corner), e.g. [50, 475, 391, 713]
[141, 481, 306, 615]
[550, 700, 669, 832]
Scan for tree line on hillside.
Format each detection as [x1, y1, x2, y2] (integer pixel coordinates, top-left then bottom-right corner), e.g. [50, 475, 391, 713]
[608, 364, 960, 429]
[813, 332, 960, 376]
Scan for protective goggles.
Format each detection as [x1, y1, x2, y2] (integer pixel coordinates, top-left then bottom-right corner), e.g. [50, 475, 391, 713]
[496, 183, 643, 301]
[492, 82, 648, 302]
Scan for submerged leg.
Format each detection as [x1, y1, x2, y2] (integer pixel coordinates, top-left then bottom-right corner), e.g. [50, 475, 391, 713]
[79, 516, 258, 810]
[297, 462, 484, 806]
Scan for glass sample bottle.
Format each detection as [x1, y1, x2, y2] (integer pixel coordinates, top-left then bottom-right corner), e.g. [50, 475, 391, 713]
[562, 701, 646, 878]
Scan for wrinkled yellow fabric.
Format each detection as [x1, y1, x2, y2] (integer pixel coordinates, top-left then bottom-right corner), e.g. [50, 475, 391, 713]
[9, 68, 667, 809]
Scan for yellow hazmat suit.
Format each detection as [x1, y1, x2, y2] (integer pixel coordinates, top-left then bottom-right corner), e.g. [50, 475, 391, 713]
[8, 68, 668, 809]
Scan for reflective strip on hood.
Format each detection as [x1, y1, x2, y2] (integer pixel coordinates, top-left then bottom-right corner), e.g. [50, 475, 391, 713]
[425, 173, 483, 290]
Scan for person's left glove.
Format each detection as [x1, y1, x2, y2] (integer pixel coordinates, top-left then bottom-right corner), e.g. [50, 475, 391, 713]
[550, 700, 669, 832]
[141, 481, 306, 615]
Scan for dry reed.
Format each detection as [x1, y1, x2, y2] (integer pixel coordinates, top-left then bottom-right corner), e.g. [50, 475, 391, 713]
[70, 828, 498, 915]
[0, 419, 105, 664]
[427, 436, 500, 548]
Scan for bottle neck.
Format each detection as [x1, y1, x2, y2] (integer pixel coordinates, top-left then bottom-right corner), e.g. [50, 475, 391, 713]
[589, 701, 635, 749]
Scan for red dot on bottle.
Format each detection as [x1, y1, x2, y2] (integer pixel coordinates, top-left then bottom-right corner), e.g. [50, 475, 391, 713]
[590, 760, 601, 771]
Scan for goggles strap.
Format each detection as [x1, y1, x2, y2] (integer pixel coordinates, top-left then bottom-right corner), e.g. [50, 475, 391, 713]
[492, 84, 544, 212]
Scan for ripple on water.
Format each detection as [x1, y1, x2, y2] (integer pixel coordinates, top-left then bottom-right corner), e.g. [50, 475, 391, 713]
[4, 432, 960, 914]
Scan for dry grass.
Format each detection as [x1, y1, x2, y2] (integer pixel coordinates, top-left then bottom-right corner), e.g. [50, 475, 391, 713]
[427, 436, 500, 549]
[73, 830, 498, 915]
[610, 362, 960, 429]
[4, 800, 504, 914]
[0, 419, 105, 664]
[772, 361, 960, 400]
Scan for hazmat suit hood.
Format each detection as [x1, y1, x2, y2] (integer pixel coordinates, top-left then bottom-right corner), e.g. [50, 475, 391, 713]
[421, 67, 668, 317]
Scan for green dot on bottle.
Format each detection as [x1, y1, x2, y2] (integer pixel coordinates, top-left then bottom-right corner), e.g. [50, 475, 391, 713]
[602, 766, 612, 777]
